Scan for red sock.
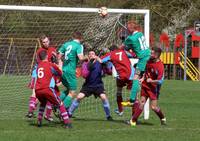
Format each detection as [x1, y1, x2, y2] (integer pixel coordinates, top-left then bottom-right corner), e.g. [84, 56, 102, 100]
[153, 107, 165, 120]
[59, 105, 70, 124]
[132, 106, 143, 122]
[117, 95, 123, 112]
[45, 101, 52, 118]
[132, 100, 139, 116]
[38, 106, 45, 122]
[29, 96, 36, 113]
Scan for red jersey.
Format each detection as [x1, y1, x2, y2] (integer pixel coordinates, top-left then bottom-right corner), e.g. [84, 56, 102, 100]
[142, 59, 164, 89]
[101, 49, 134, 80]
[36, 46, 57, 63]
[35, 61, 62, 90]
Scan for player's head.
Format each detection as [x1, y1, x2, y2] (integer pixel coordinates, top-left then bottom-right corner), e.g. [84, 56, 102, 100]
[40, 34, 50, 49]
[72, 31, 83, 42]
[109, 44, 118, 51]
[127, 20, 141, 33]
[151, 47, 162, 60]
[38, 50, 48, 61]
[88, 50, 96, 60]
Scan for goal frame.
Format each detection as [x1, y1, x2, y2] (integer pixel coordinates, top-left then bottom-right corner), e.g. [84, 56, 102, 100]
[0, 5, 150, 120]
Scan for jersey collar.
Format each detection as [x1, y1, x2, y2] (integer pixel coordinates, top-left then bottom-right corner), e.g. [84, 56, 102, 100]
[73, 39, 80, 43]
[132, 31, 138, 35]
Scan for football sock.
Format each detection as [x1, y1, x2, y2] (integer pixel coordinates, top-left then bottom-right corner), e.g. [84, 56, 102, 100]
[131, 106, 143, 122]
[153, 107, 165, 120]
[45, 101, 52, 118]
[28, 96, 37, 113]
[63, 95, 72, 108]
[60, 91, 67, 101]
[59, 104, 70, 124]
[130, 79, 140, 102]
[132, 100, 139, 116]
[38, 106, 45, 122]
[117, 94, 123, 112]
[68, 99, 80, 115]
[102, 99, 111, 118]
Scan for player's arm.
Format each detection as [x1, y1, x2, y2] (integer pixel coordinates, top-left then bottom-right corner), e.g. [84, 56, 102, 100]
[50, 47, 58, 64]
[97, 52, 111, 63]
[146, 63, 164, 84]
[77, 44, 88, 62]
[57, 43, 67, 70]
[51, 63, 63, 77]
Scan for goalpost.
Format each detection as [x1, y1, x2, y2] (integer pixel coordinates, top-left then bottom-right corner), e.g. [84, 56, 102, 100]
[0, 5, 150, 120]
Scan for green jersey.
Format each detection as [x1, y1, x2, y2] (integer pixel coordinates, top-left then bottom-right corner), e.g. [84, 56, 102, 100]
[58, 40, 83, 73]
[124, 31, 151, 58]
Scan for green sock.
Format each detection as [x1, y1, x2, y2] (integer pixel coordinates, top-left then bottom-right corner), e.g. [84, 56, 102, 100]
[130, 79, 140, 102]
[63, 95, 72, 108]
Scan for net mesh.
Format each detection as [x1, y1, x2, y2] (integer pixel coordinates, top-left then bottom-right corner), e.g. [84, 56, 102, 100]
[0, 9, 145, 120]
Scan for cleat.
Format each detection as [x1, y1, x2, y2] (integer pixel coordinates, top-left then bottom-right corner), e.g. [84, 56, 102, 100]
[106, 116, 114, 121]
[161, 118, 167, 125]
[44, 115, 54, 122]
[37, 120, 42, 127]
[26, 112, 34, 118]
[64, 123, 72, 129]
[125, 120, 136, 127]
[114, 109, 123, 116]
[121, 101, 134, 107]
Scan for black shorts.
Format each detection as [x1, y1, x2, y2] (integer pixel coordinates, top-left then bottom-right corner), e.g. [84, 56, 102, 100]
[80, 85, 105, 98]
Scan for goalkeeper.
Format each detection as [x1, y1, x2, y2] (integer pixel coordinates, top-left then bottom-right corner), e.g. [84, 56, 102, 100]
[68, 50, 113, 121]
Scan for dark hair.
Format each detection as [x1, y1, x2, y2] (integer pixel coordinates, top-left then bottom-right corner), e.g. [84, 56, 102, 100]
[39, 34, 47, 42]
[72, 31, 83, 40]
[109, 44, 118, 51]
[39, 50, 47, 61]
[152, 47, 162, 57]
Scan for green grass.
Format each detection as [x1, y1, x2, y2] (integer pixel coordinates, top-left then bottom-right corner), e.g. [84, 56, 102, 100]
[0, 76, 200, 141]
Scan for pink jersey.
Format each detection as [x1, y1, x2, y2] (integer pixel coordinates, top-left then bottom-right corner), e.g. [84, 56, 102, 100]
[36, 46, 57, 63]
[142, 59, 164, 90]
[101, 49, 134, 80]
[35, 61, 62, 90]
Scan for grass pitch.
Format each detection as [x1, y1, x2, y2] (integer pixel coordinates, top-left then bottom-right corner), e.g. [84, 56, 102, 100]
[0, 76, 200, 141]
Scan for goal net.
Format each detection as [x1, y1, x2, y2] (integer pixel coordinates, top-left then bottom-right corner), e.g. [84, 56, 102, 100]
[0, 5, 150, 120]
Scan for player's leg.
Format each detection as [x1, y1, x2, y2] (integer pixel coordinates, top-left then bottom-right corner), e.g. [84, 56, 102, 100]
[35, 90, 47, 127]
[61, 73, 77, 109]
[26, 66, 38, 117]
[115, 86, 124, 116]
[149, 87, 166, 125]
[47, 88, 72, 128]
[26, 89, 37, 118]
[68, 92, 85, 116]
[99, 93, 112, 120]
[151, 100, 166, 125]
[130, 56, 149, 103]
[130, 88, 148, 126]
[44, 101, 53, 121]
[115, 79, 124, 116]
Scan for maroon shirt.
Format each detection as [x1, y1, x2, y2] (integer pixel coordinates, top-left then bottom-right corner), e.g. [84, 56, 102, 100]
[35, 61, 62, 90]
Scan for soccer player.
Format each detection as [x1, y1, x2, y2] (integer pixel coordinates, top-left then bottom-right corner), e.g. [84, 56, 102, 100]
[100, 44, 136, 116]
[122, 20, 151, 106]
[26, 34, 58, 121]
[129, 47, 166, 126]
[58, 32, 87, 110]
[68, 50, 113, 120]
[35, 50, 71, 128]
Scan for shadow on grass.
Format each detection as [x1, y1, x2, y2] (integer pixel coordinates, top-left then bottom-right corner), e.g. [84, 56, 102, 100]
[25, 117, 62, 128]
